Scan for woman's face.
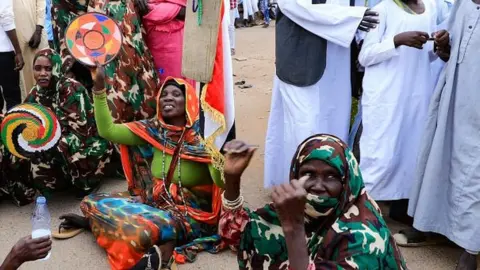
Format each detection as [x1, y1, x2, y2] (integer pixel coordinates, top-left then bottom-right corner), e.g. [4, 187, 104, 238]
[160, 84, 186, 121]
[298, 159, 343, 198]
[33, 56, 53, 88]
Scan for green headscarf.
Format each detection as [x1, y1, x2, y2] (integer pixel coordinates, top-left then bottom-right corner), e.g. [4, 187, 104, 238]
[238, 134, 406, 270]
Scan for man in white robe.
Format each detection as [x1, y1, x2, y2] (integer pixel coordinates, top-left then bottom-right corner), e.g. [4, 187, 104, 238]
[264, 0, 377, 187]
[13, 0, 48, 98]
[406, 0, 480, 269]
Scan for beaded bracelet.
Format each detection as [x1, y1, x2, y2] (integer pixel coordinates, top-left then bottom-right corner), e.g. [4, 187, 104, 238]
[221, 193, 243, 209]
[221, 191, 244, 210]
[223, 191, 242, 205]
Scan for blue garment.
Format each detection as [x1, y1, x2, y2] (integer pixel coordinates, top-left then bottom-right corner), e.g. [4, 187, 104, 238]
[260, 0, 270, 24]
[45, 0, 53, 41]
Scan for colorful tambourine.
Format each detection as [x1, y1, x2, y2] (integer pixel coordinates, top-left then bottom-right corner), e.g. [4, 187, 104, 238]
[65, 12, 122, 67]
[0, 103, 61, 160]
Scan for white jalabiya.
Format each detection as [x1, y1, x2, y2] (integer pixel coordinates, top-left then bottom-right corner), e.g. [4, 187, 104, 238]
[243, 0, 259, 20]
[229, 8, 237, 49]
[264, 0, 366, 188]
[358, 0, 446, 200]
[409, 0, 480, 252]
[430, 0, 453, 87]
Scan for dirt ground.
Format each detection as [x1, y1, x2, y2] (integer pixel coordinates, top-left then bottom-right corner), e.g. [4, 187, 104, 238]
[0, 23, 472, 270]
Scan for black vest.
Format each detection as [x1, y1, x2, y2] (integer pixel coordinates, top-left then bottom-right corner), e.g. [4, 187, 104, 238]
[275, 0, 328, 87]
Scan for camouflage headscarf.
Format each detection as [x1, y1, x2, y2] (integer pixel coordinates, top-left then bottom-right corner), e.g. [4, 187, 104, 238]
[238, 134, 407, 270]
[27, 48, 64, 107]
[32, 48, 62, 90]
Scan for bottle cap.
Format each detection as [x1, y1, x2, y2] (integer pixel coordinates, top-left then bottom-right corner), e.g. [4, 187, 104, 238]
[36, 196, 46, 204]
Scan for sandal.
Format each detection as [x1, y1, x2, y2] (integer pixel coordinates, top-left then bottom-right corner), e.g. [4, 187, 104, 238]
[394, 229, 447, 247]
[52, 213, 89, 239]
[52, 226, 84, 239]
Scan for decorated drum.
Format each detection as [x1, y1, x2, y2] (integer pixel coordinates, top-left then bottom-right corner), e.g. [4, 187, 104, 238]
[1, 103, 62, 160]
[65, 12, 122, 67]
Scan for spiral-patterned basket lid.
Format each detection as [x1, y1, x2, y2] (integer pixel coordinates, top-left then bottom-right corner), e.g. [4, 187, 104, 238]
[1, 103, 61, 159]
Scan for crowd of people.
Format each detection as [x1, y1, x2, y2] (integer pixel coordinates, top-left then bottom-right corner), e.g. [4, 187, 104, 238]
[0, 0, 478, 269]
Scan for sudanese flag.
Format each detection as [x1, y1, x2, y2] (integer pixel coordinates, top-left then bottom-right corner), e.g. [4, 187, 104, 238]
[198, 0, 235, 175]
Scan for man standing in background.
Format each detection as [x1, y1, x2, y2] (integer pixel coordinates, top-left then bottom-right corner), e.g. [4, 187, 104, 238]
[407, 0, 480, 268]
[0, 0, 24, 111]
[259, 0, 270, 28]
[13, 0, 48, 97]
[263, 0, 378, 187]
[45, 0, 54, 49]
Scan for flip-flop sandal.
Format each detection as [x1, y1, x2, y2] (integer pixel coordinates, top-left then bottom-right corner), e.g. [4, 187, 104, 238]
[52, 227, 84, 240]
[394, 229, 447, 247]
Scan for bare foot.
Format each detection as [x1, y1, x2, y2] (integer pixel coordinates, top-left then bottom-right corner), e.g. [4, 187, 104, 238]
[456, 251, 477, 270]
[159, 241, 175, 266]
[59, 213, 90, 230]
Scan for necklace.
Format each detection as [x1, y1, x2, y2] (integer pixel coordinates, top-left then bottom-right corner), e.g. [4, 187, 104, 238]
[161, 130, 188, 216]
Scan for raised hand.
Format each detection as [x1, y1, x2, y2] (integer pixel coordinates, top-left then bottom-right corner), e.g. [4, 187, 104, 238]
[271, 176, 309, 233]
[223, 140, 257, 200]
[394, 31, 430, 49]
[223, 140, 256, 177]
[358, 9, 379, 32]
[91, 61, 106, 92]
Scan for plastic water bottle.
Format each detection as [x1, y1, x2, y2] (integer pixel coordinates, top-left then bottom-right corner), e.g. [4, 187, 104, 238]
[32, 196, 51, 260]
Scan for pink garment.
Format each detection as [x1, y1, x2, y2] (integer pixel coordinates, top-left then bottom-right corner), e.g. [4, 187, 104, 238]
[143, 0, 194, 85]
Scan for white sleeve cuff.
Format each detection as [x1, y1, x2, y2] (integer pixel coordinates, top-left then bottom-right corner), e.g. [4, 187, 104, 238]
[2, 22, 15, 31]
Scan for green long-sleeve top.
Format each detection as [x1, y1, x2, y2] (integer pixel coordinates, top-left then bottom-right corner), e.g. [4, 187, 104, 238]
[93, 93, 222, 188]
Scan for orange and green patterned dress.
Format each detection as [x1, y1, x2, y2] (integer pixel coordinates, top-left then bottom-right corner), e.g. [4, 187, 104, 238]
[81, 78, 224, 270]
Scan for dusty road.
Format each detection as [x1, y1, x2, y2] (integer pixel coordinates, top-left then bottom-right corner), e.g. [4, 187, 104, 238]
[0, 23, 471, 270]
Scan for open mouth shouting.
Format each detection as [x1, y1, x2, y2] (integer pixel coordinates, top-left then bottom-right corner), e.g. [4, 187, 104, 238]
[37, 78, 50, 88]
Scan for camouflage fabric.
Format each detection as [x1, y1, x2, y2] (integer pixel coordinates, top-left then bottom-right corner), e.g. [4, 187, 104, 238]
[236, 134, 407, 269]
[52, 0, 160, 123]
[51, 0, 88, 75]
[0, 49, 114, 206]
[0, 142, 37, 206]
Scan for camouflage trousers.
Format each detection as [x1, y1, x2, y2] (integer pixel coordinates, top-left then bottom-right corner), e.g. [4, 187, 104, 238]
[0, 136, 114, 206]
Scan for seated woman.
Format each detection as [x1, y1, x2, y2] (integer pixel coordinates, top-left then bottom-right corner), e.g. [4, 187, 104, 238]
[220, 134, 407, 269]
[58, 65, 224, 270]
[0, 48, 113, 206]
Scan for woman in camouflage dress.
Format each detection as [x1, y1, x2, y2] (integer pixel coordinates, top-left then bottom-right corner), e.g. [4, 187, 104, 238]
[51, 0, 160, 123]
[0, 48, 113, 206]
[219, 134, 407, 270]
